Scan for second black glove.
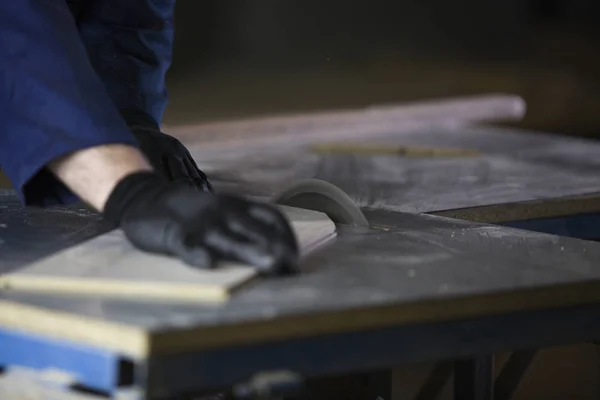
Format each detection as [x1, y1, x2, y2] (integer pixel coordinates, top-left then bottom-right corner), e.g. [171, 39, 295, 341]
[121, 109, 213, 193]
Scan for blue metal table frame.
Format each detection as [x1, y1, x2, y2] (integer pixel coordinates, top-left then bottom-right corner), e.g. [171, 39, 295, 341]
[2, 300, 600, 399]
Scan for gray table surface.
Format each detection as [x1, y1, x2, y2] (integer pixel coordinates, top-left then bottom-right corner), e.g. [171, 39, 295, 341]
[2, 122, 600, 355]
[4, 103, 600, 396]
[2, 188, 600, 356]
[189, 124, 600, 217]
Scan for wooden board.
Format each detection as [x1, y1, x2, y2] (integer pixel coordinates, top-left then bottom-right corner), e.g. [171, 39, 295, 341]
[0, 206, 336, 302]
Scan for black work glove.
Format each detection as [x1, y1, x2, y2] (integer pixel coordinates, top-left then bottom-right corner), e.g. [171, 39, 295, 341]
[103, 172, 300, 276]
[121, 109, 213, 192]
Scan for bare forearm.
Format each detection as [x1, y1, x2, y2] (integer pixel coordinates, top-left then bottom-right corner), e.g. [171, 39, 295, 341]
[48, 144, 152, 212]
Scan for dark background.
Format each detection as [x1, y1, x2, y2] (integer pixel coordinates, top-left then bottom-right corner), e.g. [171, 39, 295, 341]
[163, 0, 600, 139]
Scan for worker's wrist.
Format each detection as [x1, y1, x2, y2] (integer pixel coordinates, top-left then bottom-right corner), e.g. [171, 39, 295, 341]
[48, 144, 154, 213]
[103, 171, 165, 226]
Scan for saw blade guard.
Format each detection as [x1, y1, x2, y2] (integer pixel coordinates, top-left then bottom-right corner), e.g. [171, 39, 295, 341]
[273, 179, 369, 228]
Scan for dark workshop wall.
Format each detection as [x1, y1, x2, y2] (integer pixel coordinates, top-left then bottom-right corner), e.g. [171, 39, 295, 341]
[171, 0, 530, 70]
[164, 0, 600, 139]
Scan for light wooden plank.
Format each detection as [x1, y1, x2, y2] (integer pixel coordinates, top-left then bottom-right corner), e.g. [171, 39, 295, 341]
[167, 94, 526, 147]
[0, 206, 336, 302]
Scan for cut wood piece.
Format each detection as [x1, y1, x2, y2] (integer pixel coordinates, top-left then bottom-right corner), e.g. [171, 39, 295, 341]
[0, 206, 336, 302]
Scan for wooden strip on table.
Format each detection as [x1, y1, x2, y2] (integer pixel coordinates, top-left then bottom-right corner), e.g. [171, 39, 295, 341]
[167, 94, 526, 147]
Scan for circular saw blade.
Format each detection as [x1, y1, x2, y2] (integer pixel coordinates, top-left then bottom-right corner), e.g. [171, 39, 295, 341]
[273, 179, 369, 228]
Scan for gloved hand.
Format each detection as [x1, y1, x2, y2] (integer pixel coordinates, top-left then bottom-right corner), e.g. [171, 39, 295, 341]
[103, 172, 299, 276]
[121, 109, 213, 192]
[132, 126, 213, 192]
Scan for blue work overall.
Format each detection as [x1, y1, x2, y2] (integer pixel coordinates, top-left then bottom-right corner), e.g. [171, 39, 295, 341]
[0, 0, 174, 206]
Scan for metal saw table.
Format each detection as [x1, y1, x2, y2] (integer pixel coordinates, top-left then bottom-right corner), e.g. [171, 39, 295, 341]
[179, 95, 600, 239]
[2, 95, 600, 399]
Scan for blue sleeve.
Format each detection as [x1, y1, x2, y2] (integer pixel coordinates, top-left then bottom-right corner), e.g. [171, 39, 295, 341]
[0, 1, 140, 207]
[76, 0, 176, 127]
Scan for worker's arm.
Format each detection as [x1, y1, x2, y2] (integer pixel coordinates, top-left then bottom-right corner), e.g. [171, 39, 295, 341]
[50, 146, 299, 276]
[50, 144, 299, 276]
[0, 1, 298, 274]
[75, 0, 211, 191]
[75, 0, 174, 127]
[0, 0, 142, 206]
[48, 144, 152, 212]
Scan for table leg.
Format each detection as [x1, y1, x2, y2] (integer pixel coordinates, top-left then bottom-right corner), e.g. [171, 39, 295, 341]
[415, 362, 453, 400]
[494, 351, 536, 400]
[454, 355, 494, 400]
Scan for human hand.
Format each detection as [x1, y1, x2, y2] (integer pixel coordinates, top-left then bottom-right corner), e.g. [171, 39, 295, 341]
[132, 126, 213, 193]
[103, 172, 299, 276]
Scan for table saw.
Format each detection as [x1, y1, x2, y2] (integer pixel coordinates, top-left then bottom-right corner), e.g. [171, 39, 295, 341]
[2, 94, 600, 400]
